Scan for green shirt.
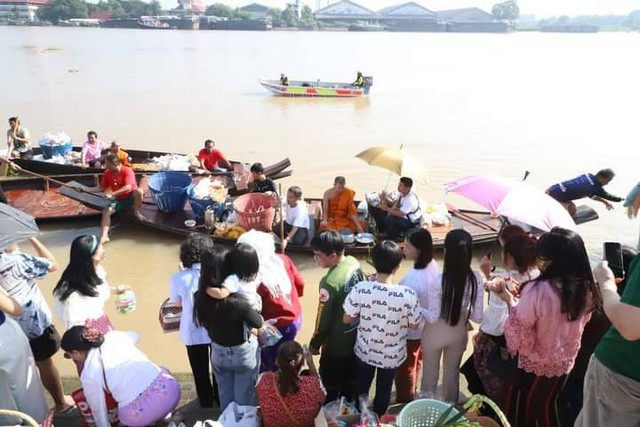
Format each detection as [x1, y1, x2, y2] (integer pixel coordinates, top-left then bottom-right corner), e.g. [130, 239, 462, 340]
[309, 256, 365, 358]
[595, 255, 640, 381]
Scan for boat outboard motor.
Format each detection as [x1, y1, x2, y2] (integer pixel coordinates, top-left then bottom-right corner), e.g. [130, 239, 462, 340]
[364, 76, 374, 94]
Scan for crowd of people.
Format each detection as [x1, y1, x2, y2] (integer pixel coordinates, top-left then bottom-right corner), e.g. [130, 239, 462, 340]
[2, 221, 639, 427]
[2, 121, 640, 426]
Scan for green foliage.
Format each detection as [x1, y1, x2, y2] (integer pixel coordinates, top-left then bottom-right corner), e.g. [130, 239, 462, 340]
[268, 7, 282, 27]
[205, 3, 234, 17]
[85, 0, 162, 19]
[38, 0, 89, 22]
[232, 9, 252, 20]
[491, 0, 519, 21]
[281, 4, 299, 27]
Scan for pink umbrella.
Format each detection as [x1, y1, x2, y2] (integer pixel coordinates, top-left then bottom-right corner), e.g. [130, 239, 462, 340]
[445, 175, 577, 232]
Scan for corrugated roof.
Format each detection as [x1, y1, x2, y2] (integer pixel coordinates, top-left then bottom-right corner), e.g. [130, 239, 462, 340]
[378, 2, 434, 16]
[436, 7, 494, 22]
[315, 0, 375, 16]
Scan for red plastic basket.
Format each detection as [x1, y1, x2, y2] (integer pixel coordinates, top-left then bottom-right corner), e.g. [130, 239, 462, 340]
[233, 193, 276, 232]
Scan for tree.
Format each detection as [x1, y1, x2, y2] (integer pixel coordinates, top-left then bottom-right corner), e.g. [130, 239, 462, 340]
[38, 0, 89, 22]
[205, 3, 234, 17]
[300, 5, 314, 23]
[491, 0, 519, 21]
[232, 9, 252, 19]
[147, 0, 162, 16]
[268, 7, 282, 27]
[281, 4, 299, 27]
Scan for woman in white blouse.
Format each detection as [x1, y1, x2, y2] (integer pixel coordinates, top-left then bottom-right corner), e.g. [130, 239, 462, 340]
[394, 229, 439, 403]
[53, 235, 127, 333]
[420, 229, 484, 403]
[61, 326, 180, 427]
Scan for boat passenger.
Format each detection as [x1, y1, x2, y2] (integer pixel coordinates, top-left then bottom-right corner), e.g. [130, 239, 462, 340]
[6, 117, 32, 159]
[546, 168, 624, 218]
[320, 176, 364, 234]
[369, 177, 422, 241]
[80, 153, 145, 244]
[250, 162, 276, 193]
[280, 73, 289, 86]
[109, 141, 130, 167]
[61, 326, 181, 427]
[274, 186, 310, 251]
[352, 71, 365, 87]
[197, 139, 231, 173]
[81, 131, 108, 169]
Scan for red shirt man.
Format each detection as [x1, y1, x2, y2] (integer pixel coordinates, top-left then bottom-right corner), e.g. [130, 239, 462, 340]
[198, 139, 231, 172]
[100, 164, 137, 201]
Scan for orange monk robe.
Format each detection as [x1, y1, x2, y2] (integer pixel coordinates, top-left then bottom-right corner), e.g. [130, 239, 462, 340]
[115, 148, 130, 167]
[320, 187, 362, 232]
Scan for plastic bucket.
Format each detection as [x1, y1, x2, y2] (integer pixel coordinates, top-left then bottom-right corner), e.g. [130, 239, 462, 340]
[147, 172, 191, 213]
[39, 141, 73, 159]
[187, 185, 225, 220]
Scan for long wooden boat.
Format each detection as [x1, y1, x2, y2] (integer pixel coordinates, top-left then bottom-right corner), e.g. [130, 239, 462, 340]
[59, 178, 503, 254]
[259, 78, 373, 97]
[1, 174, 103, 222]
[12, 147, 292, 179]
[2, 155, 293, 222]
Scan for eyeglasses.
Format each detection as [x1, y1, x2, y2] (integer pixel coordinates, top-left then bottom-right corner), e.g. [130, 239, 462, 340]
[63, 352, 72, 359]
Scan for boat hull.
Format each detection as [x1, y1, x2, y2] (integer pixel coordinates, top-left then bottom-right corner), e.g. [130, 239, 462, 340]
[259, 80, 370, 97]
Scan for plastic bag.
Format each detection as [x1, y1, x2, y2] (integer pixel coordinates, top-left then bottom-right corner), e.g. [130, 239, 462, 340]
[217, 402, 259, 427]
[258, 319, 283, 348]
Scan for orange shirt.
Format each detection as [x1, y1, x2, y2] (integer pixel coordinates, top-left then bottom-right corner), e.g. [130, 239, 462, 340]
[115, 148, 130, 167]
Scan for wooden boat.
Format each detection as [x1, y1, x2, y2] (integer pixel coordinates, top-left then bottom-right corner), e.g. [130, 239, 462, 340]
[137, 18, 175, 29]
[259, 78, 373, 97]
[59, 179, 503, 254]
[1, 174, 103, 222]
[12, 148, 292, 179]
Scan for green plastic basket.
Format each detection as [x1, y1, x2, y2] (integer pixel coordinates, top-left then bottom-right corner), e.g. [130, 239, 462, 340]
[397, 399, 461, 427]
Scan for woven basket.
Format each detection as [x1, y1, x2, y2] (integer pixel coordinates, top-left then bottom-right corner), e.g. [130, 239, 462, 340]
[233, 193, 276, 232]
[158, 298, 181, 333]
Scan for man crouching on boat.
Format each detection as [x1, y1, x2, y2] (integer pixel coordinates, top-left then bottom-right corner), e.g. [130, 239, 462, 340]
[81, 153, 145, 244]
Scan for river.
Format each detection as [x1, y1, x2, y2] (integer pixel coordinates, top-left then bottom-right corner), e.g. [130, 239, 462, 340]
[2, 26, 638, 374]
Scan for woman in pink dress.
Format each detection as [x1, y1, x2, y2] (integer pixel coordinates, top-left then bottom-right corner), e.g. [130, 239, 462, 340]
[256, 341, 325, 427]
[492, 227, 600, 427]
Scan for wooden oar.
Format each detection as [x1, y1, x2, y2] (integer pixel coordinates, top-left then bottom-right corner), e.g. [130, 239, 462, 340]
[19, 168, 91, 192]
[446, 203, 498, 232]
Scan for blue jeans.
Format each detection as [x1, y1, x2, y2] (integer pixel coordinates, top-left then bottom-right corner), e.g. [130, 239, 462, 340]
[384, 215, 414, 240]
[356, 357, 396, 417]
[210, 337, 260, 410]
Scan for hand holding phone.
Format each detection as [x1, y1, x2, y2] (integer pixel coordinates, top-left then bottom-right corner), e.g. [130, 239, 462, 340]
[603, 242, 624, 279]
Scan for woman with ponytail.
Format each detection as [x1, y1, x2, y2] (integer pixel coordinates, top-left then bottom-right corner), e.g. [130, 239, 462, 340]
[420, 229, 484, 403]
[53, 235, 129, 333]
[491, 227, 600, 427]
[256, 341, 326, 427]
[61, 326, 180, 427]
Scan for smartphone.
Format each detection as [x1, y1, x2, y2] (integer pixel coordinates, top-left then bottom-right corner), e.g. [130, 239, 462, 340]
[603, 242, 624, 279]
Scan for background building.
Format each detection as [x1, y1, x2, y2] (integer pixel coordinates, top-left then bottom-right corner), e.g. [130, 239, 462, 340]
[0, 0, 48, 21]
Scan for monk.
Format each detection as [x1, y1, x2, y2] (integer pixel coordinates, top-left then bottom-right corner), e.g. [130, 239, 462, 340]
[320, 176, 364, 233]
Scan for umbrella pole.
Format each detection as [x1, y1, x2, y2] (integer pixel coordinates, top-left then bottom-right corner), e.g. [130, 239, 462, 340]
[487, 170, 531, 269]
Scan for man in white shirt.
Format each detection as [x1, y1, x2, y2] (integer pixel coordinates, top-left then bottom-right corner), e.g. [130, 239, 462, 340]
[343, 240, 421, 416]
[276, 186, 310, 251]
[372, 177, 422, 241]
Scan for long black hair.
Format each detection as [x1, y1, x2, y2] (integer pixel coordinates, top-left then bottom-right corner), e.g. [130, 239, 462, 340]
[535, 227, 601, 320]
[193, 246, 231, 330]
[53, 235, 102, 301]
[440, 229, 477, 326]
[276, 341, 304, 396]
[406, 228, 434, 269]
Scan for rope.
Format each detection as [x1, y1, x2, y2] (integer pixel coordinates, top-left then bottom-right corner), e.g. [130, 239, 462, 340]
[0, 409, 39, 427]
[41, 196, 70, 209]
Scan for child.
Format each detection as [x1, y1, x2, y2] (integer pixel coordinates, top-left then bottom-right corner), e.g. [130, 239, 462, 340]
[276, 186, 310, 251]
[206, 243, 261, 311]
[342, 240, 421, 417]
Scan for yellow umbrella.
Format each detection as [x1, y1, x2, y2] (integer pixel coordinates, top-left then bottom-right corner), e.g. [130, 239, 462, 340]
[355, 145, 429, 187]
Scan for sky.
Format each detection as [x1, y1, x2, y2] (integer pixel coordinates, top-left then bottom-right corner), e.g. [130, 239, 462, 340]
[163, 0, 640, 17]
